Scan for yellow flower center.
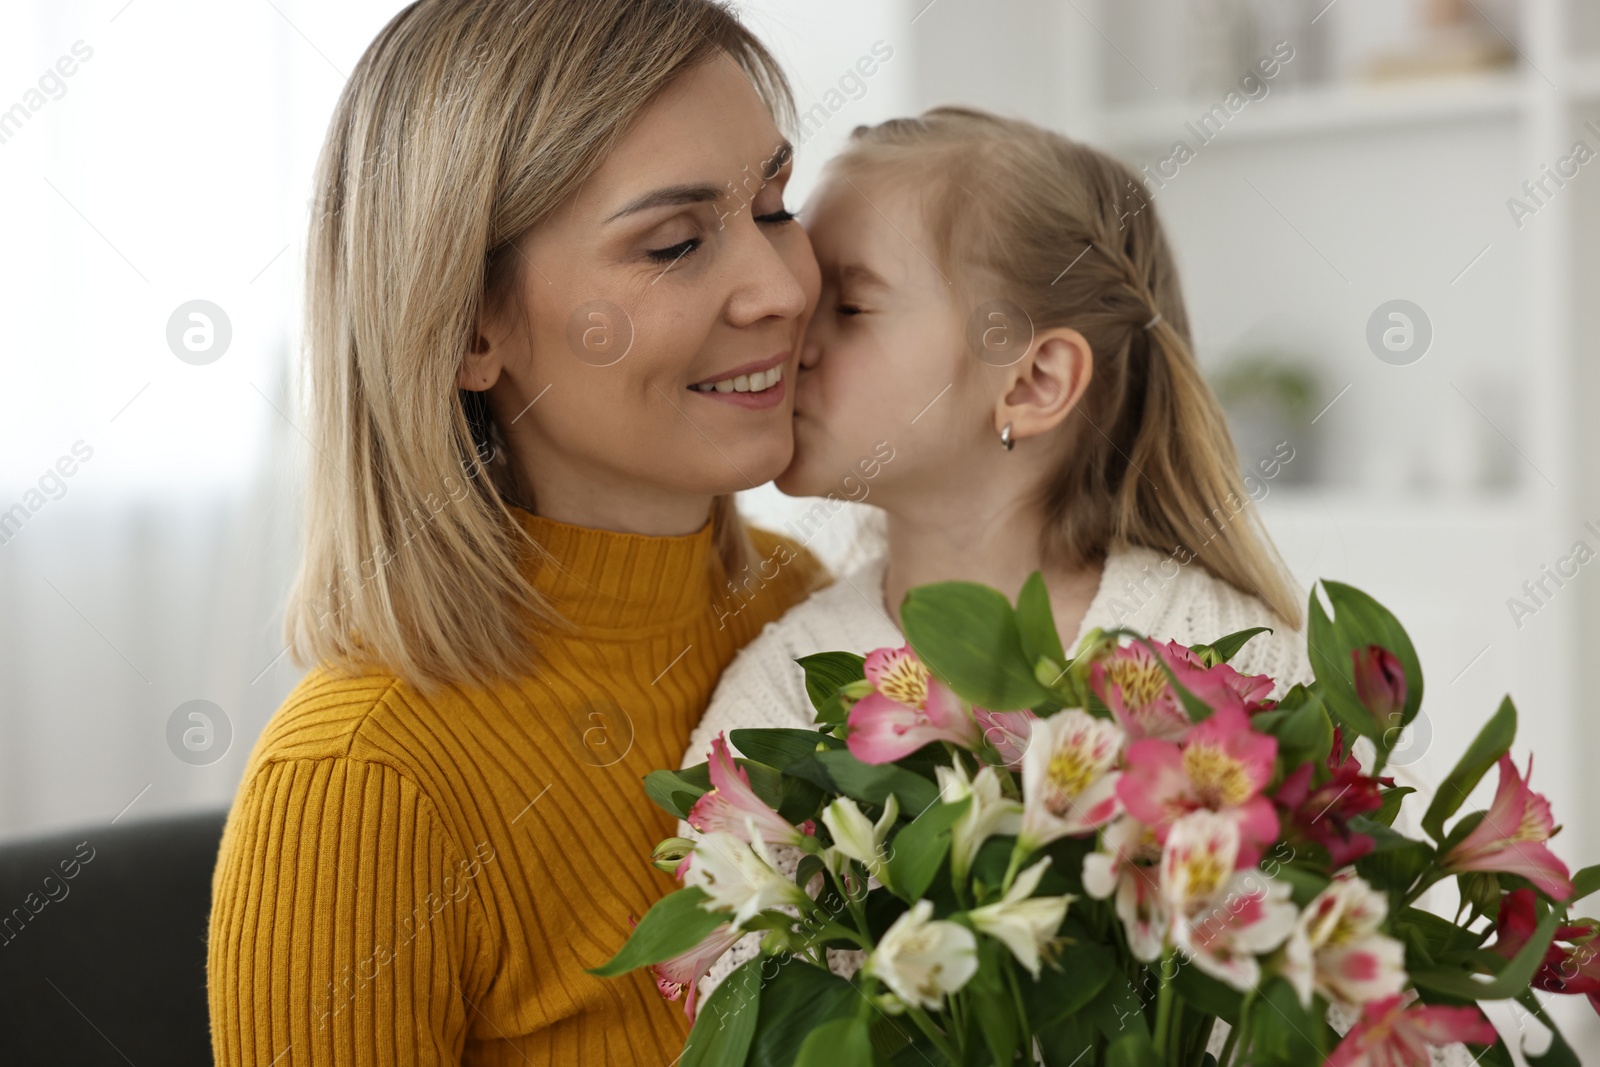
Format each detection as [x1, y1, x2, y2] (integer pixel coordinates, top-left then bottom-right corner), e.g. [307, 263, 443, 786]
[1046, 749, 1098, 812]
[1182, 743, 1254, 808]
[878, 655, 930, 709]
[1182, 851, 1227, 900]
[1106, 657, 1167, 710]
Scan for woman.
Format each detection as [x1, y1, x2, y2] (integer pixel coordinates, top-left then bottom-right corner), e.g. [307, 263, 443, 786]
[206, 1, 826, 1063]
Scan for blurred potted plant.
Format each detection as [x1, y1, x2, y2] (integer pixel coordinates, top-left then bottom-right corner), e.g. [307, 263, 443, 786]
[1210, 350, 1321, 487]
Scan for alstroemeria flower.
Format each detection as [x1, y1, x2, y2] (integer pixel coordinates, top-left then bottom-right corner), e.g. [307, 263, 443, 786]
[643, 920, 743, 1021]
[683, 825, 810, 929]
[1118, 705, 1280, 868]
[1440, 753, 1572, 901]
[936, 760, 1022, 881]
[1161, 811, 1297, 991]
[1090, 639, 1270, 742]
[1279, 872, 1407, 1009]
[968, 856, 1073, 978]
[1326, 992, 1498, 1067]
[866, 899, 979, 1010]
[847, 645, 980, 764]
[687, 734, 811, 848]
[1490, 888, 1600, 1013]
[1017, 709, 1125, 852]
[1082, 816, 1166, 961]
[1352, 644, 1406, 726]
[822, 794, 898, 889]
[974, 707, 1038, 768]
[1274, 730, 1388, 869]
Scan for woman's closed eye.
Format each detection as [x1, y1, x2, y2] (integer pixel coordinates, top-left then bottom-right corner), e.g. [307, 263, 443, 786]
[645, 205, 798, 264]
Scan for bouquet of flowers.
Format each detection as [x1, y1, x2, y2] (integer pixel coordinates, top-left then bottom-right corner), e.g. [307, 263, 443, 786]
[592, 575, 1597, 1066]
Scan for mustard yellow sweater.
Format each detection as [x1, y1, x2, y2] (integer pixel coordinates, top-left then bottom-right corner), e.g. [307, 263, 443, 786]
[207, 508, 824, 1065]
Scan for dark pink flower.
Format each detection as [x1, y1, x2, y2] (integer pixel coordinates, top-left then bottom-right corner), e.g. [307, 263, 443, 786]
[1326, 992, 1497, 1067]
[1090, 639, 1271, 742]
[1352, 645, 1407, 726]
[1440, 754, 1572, 902]
[846, 645, 979, 764]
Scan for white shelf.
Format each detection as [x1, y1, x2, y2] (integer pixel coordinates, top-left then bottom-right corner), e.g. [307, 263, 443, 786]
[1255, 487, 1540, 526]
[1100, 70, 1529, 147]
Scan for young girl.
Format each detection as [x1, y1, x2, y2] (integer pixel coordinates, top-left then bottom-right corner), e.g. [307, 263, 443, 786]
[679, 108, 1472, 1066]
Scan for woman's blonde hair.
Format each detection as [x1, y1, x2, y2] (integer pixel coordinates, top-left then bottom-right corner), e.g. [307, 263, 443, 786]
[832, 106, 1305, 630]
[284, 0, 795, 696]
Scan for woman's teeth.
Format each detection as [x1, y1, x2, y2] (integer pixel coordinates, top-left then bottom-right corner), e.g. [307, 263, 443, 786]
[691, 365, 784, 394]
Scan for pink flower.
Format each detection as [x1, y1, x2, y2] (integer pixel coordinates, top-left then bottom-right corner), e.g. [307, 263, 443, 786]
[1352, 645, 1406, 726]
[1159, 811, 1297, 991]
[974, 707, 1037, 768]
[1017, 710, 1125, 850]
[846, 645, 979, 764]
[1440, 753, 1572, 902]
[1274, 729, 1389, 869]
[1117, 705, 1280, 868]
[686, 734, 811, 847]
[1326, 992, 1498, 1067]
[1090, 639, 1271, 742]
[642, 920, 744, 1021]
[1279, 872, 1407, 1009]
[1490, 888, 1600, 1014]
[1082, 816, 1166, 961]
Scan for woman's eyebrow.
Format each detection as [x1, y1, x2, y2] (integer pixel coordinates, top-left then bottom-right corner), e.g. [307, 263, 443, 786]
[838, 262, 889, 290]
[604, 183, 724, 224]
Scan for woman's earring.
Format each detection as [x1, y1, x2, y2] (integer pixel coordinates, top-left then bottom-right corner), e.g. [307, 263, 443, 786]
[999, 422, 1015, 451]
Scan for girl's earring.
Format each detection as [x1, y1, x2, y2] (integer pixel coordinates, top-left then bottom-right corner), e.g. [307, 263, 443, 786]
[999, 422, 1015, 451]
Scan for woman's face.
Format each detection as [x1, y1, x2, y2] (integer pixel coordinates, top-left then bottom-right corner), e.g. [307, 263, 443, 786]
[780, 171, 993, 507]
[470, 57, 819, 517]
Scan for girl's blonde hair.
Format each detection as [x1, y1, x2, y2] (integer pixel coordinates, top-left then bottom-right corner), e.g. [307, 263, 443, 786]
[284, 0, 795, 696]
[833, 106, 1305, 630]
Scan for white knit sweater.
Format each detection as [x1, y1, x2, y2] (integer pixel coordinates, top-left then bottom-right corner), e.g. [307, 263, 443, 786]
[678, 543, 1472, 1065]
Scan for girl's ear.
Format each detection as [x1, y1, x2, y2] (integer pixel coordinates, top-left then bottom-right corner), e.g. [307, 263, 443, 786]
[995, 327, 1093, 441]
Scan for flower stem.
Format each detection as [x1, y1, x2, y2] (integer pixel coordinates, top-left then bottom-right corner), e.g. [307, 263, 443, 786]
[1152, 952, 1176, 1051]
[1000, 841, 1026, 897]
[1004, 958, 1034, 1061]
[906, 1005, 961, 1063]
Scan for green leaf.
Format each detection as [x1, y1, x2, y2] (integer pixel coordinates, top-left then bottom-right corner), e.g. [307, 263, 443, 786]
[1305, 580, 1424, 769]
[1172, 964, 1243, 1024]
[796, 652, 867, 724]
[683, 957, 761, 1067]
[1570, 863, 1600, 904]
[1023, 933, 1115, 1029]
[901, 580, 1050, 710]
[1371, 785, 1417, 828]
[805, 749, 941, 815]
[1261, 689, 1334, 770]
[1396, 905, 1487, 959]
[644, 764, 711, 819]
[749, 958, 861, 1067]
[884, 795, 970, 901]
[1516, 988, 1582, 1067]
[1421, 696, 1516, 842]
[1017, 570, 1067, 667]
[1247, 977, 1324, 1066]
[793, 1016, 874, 1067]
[586, 887, 725, 977]
[1191, 625, 1273, 665]
[970, 950, 1020, 1067]
[1352, 817, 1434, 895]
[732, 727, 844, 769]
[1409, 900, 1559, 1000]
[1105, 1030, 1162, 1067]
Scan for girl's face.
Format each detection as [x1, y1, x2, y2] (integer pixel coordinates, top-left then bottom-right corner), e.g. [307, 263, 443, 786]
[469, 58, 820, 512]
[780, 172, 995, 507]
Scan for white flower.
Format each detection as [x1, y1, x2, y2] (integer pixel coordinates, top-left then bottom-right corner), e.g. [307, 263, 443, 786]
[822, 794, 898, 889]
[1279, 871, 1408, 1009]
[1082, 815, 1167, 962]
[866, 900, 979, 1010]
[968, 857, 1074, 977]
[1161, 811, 1297, 992]
[935, 761, 1022, 881]
[1019, 710, 1125, 851]
[683, 822, 808, 930]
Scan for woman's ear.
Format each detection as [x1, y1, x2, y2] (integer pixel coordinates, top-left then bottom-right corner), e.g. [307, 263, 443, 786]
[456, 317, 508, 392]
[995, 327, 1093, 440]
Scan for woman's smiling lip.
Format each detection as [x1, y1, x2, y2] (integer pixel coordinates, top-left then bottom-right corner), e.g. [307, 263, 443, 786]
[689, 350, 790, 388]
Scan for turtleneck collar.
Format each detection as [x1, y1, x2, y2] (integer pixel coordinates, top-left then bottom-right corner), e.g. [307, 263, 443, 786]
[510, 505, 722, 636]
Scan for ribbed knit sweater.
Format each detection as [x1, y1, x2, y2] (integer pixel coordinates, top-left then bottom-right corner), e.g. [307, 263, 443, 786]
[206, 507, 824, 1065]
